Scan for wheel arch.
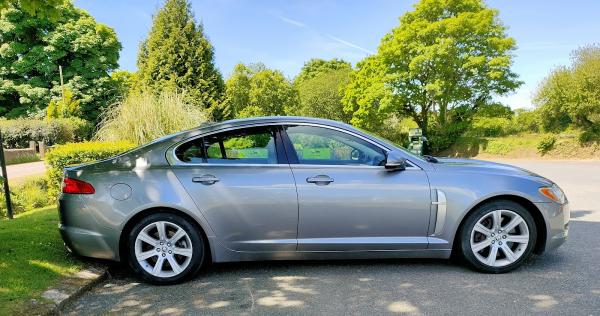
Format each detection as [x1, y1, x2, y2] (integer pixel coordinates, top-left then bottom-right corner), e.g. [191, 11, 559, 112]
[452, 194, 547, 255]
[118, 206, 213, 263]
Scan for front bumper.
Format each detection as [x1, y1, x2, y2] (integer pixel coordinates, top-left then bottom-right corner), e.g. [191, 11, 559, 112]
[535, 201, 569, 252]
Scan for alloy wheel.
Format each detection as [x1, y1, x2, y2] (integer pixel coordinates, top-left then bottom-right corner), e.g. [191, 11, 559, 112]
[134, 221, 193, 278]
[469, 209, 530, 267]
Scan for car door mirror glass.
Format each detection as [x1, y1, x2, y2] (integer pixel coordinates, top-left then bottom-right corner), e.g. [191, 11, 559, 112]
[385, 150, 406, 171]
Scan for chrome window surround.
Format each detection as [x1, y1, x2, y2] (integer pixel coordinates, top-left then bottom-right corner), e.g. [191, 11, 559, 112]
[166, 122, 422, 170]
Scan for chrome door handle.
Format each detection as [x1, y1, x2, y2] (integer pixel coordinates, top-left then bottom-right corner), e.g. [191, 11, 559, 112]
[306, 175, 334, 185]
[192, 175, 219, 185]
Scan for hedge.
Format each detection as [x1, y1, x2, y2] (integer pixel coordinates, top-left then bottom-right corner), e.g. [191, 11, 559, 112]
[45, 141, 135, 199]
[0, 118, 93, 148]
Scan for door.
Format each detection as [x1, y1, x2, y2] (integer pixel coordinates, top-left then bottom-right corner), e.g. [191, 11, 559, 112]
[282, 125, 431, 251]
[171, 125, 298, 252]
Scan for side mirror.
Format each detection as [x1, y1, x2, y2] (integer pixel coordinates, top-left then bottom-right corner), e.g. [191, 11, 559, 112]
[385, 150, 406, 171]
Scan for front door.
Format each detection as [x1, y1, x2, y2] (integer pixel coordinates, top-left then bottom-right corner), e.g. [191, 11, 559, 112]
[172, 125, 298, 252]
[282, 125, 431, 251]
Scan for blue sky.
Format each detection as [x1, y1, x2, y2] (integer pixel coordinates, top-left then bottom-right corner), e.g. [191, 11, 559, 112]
[74, 0, 600, 109]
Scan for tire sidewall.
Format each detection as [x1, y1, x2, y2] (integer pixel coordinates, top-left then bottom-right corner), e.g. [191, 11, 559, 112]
[460, 200, 537, 273]
[127, 213, 205, 285]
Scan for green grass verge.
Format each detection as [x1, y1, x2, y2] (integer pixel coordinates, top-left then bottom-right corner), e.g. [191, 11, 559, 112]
[440, 133, 600, 159]
[0, 206, 83, 315]
[6, 154, 41, 166]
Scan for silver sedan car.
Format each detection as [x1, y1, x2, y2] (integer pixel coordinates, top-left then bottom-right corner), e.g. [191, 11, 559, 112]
[59, 116, 569, 284]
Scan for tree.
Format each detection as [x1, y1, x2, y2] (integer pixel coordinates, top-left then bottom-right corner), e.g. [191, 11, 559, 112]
[46, 88, 81, 119]
[223, 63, 298, 118]
[535, 45, 600, 135]
[137, 0, 224, 113]
[295, 59, 352, 122]
[0, 2, 121, 121]
[0, 0, 65, 20]
[343, 0, 521, 141]
[294, 58, 351, 85]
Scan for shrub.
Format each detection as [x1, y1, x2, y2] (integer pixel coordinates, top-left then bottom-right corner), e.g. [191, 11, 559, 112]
[537, 135, 556, 154]
[512, 109, 540, 133]
[470, 117, 513, 137]
[0, 178, 50, 217]
[45, 141, 135, 199]
[95, 91, 209, 145]
[0, 118, 93, 148]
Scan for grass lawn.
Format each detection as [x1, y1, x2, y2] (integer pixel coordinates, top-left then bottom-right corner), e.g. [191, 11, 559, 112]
[0, 206, 83, 315]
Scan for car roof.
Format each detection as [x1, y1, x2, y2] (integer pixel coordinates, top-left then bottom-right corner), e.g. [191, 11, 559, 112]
[195, 116, 353, 131]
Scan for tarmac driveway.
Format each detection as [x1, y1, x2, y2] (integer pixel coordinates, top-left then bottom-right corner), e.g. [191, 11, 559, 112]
[63, 160, 600, 315]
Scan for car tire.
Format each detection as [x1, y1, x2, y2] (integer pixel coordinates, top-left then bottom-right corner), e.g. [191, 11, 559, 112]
[127, 212, 206, 285]
[459, 200, 537, 273]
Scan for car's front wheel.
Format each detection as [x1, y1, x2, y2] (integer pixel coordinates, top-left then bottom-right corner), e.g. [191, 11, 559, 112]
[459, 200, 537, 273]
[127, 213, 206, 284]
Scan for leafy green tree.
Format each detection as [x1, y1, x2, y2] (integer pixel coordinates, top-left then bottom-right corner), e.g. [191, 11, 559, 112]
[343, 0, 521, 141]
[295, 61, 352, 122]
[0, 0, 65, 20]
[223, 63, 298, 118]
[0, 1, 121, 121]
[110, 70, 138, 99]
[294, 58, 351, 85]
[137, 0, 224, 112]
[535, 45, 600, 135]
[46, 88, 81, 119]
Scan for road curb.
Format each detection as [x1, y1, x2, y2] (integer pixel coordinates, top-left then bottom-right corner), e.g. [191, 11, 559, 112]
[24, 263, 109, 316]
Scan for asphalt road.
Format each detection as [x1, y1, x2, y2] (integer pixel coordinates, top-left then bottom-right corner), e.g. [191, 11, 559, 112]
[63, 160, 600, 315]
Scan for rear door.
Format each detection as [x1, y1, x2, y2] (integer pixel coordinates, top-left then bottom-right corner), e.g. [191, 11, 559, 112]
[171, 125, 299, 252]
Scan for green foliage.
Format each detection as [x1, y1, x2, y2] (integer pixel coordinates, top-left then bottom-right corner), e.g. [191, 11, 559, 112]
[295, 66, 352, 122]
[45, 140, 135, 199]
[0, 1, 121, 121]
[46, 88, 81, 119]
[342, 56, 394, 132]
[513, 109, 540, 133]
[535, 45, 600, 133]
[223, 63, 298, 119]
[137, 0, 224, 112]
[0, 117, 92, 148]
[294, 58, 351, 85]
[475, 103, 513, 118]
[470, 117, 513, 137]
[537, 135, 556, 154]
[344, 0, 521, 151]
[0, 0, 65, 20]
[110, 70, 138, 100]
[95, 91, 209, 145]
[0, 177, 49, 217]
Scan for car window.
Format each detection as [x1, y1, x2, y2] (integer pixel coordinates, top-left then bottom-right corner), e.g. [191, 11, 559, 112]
[175, 127, 278, 164]
[284, 125, 386, 166]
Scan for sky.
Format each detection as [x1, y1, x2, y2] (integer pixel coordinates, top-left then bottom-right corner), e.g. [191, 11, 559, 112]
[74, 0, 600, 109]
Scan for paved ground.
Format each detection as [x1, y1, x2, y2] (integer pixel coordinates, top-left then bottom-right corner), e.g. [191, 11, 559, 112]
[63, 160, 600, 315]
[5, 161, 46, 182]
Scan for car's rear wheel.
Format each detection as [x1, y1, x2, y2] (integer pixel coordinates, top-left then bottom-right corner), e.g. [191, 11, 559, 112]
[459, 200, 537, 273]
[127, 213, 205, 284]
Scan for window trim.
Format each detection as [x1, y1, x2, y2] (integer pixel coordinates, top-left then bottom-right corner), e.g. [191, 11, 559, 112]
[171, 125, 286, 166]
[167, 122, 421, 170]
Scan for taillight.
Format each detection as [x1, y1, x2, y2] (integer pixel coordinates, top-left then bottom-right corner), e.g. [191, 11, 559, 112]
[62, 177, 95, 194]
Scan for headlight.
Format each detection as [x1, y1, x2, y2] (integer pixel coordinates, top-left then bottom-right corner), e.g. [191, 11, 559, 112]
[539, 184, 566, 204]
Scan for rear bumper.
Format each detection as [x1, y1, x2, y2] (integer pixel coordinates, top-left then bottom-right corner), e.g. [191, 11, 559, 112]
[535, 201, 569, 252]
[58, 194, 120, 261]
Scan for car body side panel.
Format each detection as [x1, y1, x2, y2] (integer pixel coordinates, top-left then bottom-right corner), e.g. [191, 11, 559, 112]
[425, 169, 567, 251]
[60, 167, 219, 261]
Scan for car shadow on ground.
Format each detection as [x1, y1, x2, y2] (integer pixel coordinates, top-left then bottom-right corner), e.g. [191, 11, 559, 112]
[62, 221, 596, 316]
